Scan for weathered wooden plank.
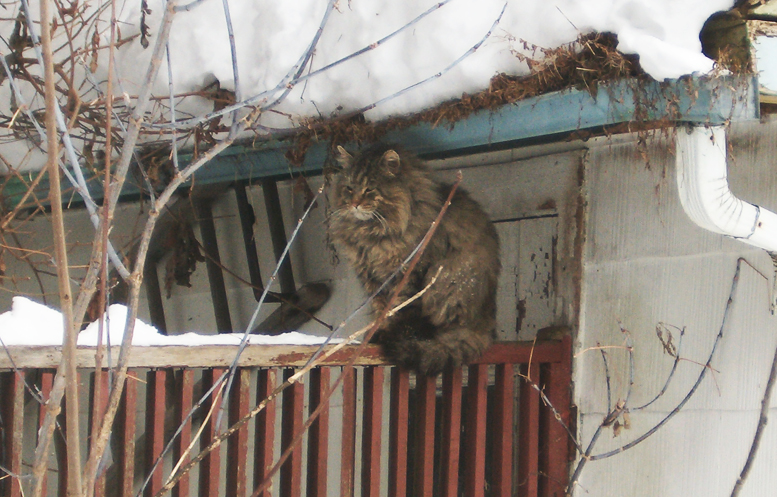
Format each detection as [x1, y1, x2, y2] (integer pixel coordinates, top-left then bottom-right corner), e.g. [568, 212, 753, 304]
[227, 368, 252, 497]
[361, 367, 384, 497]
[0, 341, 565, 369]
[463, 364, 488, 497]
[388, 368, 410, 497]
[307, 367, 330, 497]
[145, 370, 167, 497]
[280, 368, 304, 497]
[253, 369, 276, 497]
[199, 368, 226, 497]
[117, 372, 138, 497]
[340, 368, 357, 497]
[518, 363, 541, 497]
[90, 371, 110, 497]
[440, 366, 463, 497]
[0, 372, 24, 497]
[493, 364, 515, 497]
[38, 371, 54, 496]
[540, 336, 572, 497]
[414, 375, 436, 497]
[172, 369, 194, 497]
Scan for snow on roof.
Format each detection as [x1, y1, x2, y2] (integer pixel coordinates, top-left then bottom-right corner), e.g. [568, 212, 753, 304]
[109, 0, 734, 125]
[0, 1, 736, 172]
[0, 296, 337, 347]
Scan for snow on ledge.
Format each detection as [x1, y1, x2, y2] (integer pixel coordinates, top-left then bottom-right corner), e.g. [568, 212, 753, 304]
[0, 297, 337, 347]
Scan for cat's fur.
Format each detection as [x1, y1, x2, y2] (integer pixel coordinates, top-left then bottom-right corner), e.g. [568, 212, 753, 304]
[327, 143, 500, 376]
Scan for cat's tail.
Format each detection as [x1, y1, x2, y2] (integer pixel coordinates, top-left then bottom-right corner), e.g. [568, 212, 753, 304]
[381, 326, 493, 377]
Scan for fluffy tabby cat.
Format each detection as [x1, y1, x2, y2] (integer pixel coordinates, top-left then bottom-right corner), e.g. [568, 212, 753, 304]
[328, 143, 500, 376]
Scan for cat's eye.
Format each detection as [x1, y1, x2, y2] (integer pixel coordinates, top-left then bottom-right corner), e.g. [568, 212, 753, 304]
[344, 186, 353, 193]
[364, 187, 375, 195]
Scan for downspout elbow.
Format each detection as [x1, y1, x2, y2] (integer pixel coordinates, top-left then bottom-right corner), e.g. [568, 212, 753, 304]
[675, 125, 777, 252]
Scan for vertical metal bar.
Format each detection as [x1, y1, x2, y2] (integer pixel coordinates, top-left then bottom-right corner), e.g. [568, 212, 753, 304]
[254, 369, 277, 497]
[518, 363, 541, 497]
[0, 372, 24, 497]
[361, 367, 384, 497]
[307, 368, 330, 497]
[388, 368, 410, 497]
[145, 370, 167, 497]
[144, 262, 168, 333]
[227, 368, 252, 497]
[493, 364, 515, 497]
[235, 183, 267, 301]
[91, 371, 110, 497]
[173, 369, 194, 497]
[38, 371, 55, 496]
[197, 200, 233, 332]
[117, 372, 137, 497]
[262, 179, 296, 295]
[413, 375, 436, 497]
[540, 336, 572, 497]
[281, 368, 304, 497]
[463, 364, 488, 497]
[200, 368, 226, 496]
[440, 366, 463, 497]
[340, 368, 357, 497]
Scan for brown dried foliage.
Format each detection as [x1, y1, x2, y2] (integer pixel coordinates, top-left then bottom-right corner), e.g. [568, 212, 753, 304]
[286, 32, 643, 163]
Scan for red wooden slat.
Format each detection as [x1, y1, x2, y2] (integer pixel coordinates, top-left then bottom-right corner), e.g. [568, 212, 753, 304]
[463, 364, 488, 497]
[388, 368, 410, 497]
[38, 370, 55, 496]
[200, 368, 226, 497]
[518, 363, 541, 497]
[145, 369, 167, 497]
[173, 369, 194, 497]
[493, 364, 515, 497]
[440, 366, 463, 497]
[117, 373, 137, 497]
[1, 372, 24, 497]
[307, 368, 330, 497]
[227, 368, 252, 497]
[91, 370, 110, 497]
[540, 336, 572, 497]
[340, 367, 357, 497]
[361, 367, 384, 497]
[281, 368, 304, 497]
[254, 369, 276, 497]
[414, 375, 436, 497]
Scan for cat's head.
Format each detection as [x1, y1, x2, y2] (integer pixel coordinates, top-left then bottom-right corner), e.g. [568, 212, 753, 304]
[330, 144, 413, 231]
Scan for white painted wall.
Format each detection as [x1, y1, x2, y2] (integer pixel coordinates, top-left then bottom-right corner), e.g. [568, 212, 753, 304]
[574, 118, 777, 496]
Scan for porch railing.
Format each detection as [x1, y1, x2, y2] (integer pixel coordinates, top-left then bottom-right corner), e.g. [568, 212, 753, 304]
[0, 337, 572, 497]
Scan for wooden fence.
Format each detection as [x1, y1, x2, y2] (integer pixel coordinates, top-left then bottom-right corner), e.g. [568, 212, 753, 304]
[0, 337, 572, 497]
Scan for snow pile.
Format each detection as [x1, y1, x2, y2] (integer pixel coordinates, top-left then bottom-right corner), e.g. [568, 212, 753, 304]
[110, 0, 734, 123]
[0, 297, 336, 347]
[0, 0, 736, 171]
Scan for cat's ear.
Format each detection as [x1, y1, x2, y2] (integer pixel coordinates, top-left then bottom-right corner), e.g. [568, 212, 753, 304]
[336, 146, 353, 169]
[380, 149, 401, 175]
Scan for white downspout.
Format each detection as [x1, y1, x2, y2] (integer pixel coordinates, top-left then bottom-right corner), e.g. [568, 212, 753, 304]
[675, 124, 777, 310]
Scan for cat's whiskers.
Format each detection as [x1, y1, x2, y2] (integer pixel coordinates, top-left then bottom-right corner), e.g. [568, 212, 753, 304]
[371, 210, 389, 232]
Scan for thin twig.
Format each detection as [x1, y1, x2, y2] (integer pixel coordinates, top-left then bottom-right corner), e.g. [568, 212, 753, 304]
[31, 0, 82, 493]
[730, 330, 777, 496]
[566, 258, 746, 495]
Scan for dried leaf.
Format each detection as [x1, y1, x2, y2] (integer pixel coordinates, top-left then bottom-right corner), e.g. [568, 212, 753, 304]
[163, 222, 205, 298]
[613, 420, 622, 437]
[89, 30, 100, 73]
[294, 175, 317, 210]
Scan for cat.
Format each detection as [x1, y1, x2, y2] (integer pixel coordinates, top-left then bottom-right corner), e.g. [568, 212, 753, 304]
[327, 143, 500, 376]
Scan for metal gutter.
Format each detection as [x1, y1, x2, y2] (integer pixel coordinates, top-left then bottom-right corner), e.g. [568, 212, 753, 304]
[2, 74, 759, 206]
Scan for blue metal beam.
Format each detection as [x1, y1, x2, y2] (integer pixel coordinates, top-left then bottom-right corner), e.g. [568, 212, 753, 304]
[2, 74, 759, 206]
